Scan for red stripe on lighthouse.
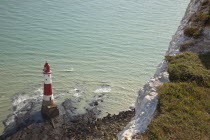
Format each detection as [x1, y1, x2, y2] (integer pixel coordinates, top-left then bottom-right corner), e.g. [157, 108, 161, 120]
[44, 84, 52, 95]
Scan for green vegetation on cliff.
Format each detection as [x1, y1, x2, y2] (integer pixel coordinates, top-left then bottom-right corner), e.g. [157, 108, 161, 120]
[166, 52, 210, 87]
[184, 26, 201, 38]
[141, 52, 210, 140]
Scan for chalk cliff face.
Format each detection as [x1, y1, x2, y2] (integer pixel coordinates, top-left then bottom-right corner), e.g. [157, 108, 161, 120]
[118, 0, 209, 139]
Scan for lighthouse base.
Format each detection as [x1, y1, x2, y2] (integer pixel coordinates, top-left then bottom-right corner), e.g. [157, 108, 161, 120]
[41, 100, 59, 119]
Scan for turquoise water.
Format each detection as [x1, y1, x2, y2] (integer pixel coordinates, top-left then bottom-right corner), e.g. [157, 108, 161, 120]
[0, 0, 189, 134]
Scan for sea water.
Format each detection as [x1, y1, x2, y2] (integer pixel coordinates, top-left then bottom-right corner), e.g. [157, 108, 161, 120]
[0, 0, 189, 134]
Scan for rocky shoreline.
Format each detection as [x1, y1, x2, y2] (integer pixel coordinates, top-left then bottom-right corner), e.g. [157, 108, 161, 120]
[1, 109, 135, 140]
[0, 89, 136, 140]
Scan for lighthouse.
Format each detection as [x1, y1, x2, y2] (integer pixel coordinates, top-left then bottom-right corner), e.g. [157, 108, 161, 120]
[41, 62, 59, 119]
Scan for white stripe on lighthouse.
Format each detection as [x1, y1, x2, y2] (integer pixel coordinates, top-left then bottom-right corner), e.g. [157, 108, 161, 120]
[44, 74, 52, 84]
[43, 94, 54, 101]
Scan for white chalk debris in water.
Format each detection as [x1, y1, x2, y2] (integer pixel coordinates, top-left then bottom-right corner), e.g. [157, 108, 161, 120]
[94, 85, 111, 93]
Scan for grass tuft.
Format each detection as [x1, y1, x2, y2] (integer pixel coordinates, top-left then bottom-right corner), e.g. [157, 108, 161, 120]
[195, 12, 210, 24]
[165, 52, 210, 87]
[184, 26, 201, 38]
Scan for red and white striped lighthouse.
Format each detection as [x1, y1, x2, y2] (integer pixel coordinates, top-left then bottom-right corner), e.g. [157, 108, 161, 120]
[43, 62, 54, 101]
[41, 62, 59, 119]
